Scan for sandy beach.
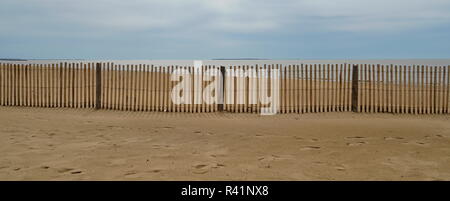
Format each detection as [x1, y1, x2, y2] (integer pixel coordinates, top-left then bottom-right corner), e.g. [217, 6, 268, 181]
[0, 106, 449, 180]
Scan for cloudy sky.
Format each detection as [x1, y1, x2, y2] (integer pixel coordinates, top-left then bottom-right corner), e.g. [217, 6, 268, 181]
[1, 0, 450, 59]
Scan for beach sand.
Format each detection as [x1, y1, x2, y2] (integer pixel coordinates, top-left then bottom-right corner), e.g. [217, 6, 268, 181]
[0, 106, 449, 180]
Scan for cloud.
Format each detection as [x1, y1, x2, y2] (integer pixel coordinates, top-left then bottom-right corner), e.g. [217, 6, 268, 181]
[1, 0, 450, 59]
[2, 0, 449, 35]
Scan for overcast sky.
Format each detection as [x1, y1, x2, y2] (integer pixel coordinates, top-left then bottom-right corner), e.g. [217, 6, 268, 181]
[1, 0, 450, 60]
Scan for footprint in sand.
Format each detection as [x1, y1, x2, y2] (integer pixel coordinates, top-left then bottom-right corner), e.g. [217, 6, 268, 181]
[152, 144, 172, 149]
[334, 165, 346, 171]
[384, 136, 404, 140]
[40, 166, 50, 169]
[346, 142, 367, 146]
[403, 141, 429, 146]
[257, 154, 293, 168]
[258, 155, 280, 162]
[314, 162, 347, 171]
[424, 135, 445, 139]
[71, 170, 83, 174]
[57, 167, 83, 174]
[192, 164, 210, 174]
[300, 146, 321, 150]
[206, 148, 228, 158]
[57, 167, 74, 173]
[195, 164, 207, 169]
[147, 169, 162, 173]
[346, 136, 366, 139]
[215, 163, 226, 168]
[294, 136, 304, 140]
[124, 171, 137, 176]
[192, 163, 224, 174]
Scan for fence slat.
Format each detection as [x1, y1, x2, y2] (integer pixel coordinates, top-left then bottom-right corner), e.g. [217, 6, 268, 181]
[440, 66, 444, 114]
[310, 64, 315, 112]
[293, 65, 298, 113]
[123, 64, 128, 110]
[108, 62, 112, 109]
[0, 63, 3, 106]
[379, 65, 383, 112]
[305, 64, 310, 113]
[44, 64, 48, 107]
[127, 64, 132, 111]
[47, 63, 51, 107]
[444, 66, 447, 113]
[406, 65, 410, 113]
[137, 64, 141, 111]
[434, 66, 438, 114]
[317, 64, 321, 112]
[16, 64, 20, 106]
[136, 64, 141, 111]
[12, 64, 16, 106]
[398, 64, 402, 113]
[331, 64, 336, 112]
[404, 65, 408, 114]
[367, 64, 371, 113]
[143, 64, 148, 111]
[339, 63, 343, 112]
[35, 63, 39, 107]
[6, 63, 9, 106]
[18, 64, 23, 106]
[2, 63, 6, 106]
[290, 65, 294, 113]
[1, 63, 4, 105]
[11, 63, 15, 106]
[444, 65, 450, 114]
[115, 64, 119, 110]
[375, 64, 380, 112]
[413, 65, 417, 114]
[137, 64, 142, 111]
[103, 63, 108, 109]
[425, 65, 430, 114]
[372, 64, 376, 112]
[119, 65, 124, 111]
[323, 64, 327, 112]
[7, 63, 10, 106]
[12, 64, 17, 106]
[398, 65, 401, 113]
[20, 64, 24, 106]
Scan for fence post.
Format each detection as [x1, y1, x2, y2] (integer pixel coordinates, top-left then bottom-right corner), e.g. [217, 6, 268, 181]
[95, 62, 102, 109]
[351, 64, 359, 112]
[218, 66, 225, 112]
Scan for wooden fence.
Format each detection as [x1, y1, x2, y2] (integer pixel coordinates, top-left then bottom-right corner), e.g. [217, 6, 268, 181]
[0, 62, 449, 114]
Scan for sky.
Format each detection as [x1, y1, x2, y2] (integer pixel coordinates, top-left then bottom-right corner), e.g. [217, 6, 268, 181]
[1, 0, 450, 60]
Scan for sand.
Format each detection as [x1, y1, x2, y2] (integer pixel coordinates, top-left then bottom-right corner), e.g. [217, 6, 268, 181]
[0, 106, 449, 180]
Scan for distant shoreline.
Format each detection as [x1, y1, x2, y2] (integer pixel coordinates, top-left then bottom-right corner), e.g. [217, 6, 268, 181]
[1, 59, 450, 66]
